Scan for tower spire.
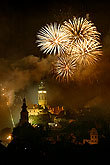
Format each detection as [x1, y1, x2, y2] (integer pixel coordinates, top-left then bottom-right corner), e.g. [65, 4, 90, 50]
[20, 98, 28, 124]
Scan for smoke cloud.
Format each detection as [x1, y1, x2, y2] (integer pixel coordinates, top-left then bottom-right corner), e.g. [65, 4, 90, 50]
[0, 55, 53, 105]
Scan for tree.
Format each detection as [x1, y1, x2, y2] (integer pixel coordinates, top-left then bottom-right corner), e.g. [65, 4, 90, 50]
[29, 113, 50, 125]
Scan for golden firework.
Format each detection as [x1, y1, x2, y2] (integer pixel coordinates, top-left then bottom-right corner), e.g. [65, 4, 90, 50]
[37, 23, 67, 55]
[53, 54, 76, 82]
[72, 39, 103, 65]
[36, 16, 103, 82]
[61, 17, 100, 46]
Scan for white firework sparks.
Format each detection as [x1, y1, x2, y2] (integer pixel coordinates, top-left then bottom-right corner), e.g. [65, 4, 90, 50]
[36, 16, 103, 82]
[37, 23, 67, 55]
[61, 17, 100, 46]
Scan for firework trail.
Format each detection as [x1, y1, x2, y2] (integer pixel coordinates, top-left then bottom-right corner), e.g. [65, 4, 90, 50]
[1, 86, 15, 128]
[8, 107, 15, 128]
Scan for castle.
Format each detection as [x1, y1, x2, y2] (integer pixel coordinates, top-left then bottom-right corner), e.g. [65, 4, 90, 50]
[19, 82, 99, 145]
[27, 81, 64, 125]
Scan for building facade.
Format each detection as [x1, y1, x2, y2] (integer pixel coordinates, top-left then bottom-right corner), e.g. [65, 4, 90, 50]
[83, 128, 98, 145]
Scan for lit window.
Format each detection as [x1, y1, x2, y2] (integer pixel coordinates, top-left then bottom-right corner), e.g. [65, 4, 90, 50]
[38, 91, 46, 93]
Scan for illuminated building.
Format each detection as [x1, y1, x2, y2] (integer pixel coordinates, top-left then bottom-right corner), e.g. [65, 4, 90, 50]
[83, 128, 98, 145]
[48, 105, 64, 115]
[27, 81, 64, 125]
[38, 81, 47, 108]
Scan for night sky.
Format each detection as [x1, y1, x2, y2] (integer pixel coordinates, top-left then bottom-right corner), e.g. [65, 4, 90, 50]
[0, 0, 110, 129]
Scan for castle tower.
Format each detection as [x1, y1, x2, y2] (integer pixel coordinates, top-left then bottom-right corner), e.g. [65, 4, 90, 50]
[90, 128, 98, 144]
[20, 98, 28, 124]
[83, 128, 98, 145]
[38, 81, 47, 108]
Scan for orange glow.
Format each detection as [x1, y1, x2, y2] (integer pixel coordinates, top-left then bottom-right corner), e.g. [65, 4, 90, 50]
[7, 134, 12, 140]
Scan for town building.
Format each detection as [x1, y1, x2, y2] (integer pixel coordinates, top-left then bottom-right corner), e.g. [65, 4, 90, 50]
[83, 128, 98, 145]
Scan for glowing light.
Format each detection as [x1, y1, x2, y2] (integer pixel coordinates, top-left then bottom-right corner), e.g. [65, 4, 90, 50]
[38, 91, 46, 93]
[7, 134, 12, 140]
[37, 23, 67, 55]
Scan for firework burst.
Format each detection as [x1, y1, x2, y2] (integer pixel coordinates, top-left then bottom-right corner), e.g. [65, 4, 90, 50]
[37, 23, 67, 55]
[36, 16, 103, 82]
[53, 54, 76, 82]
[72, 39, 103, 65]
[61, 17, 100, 46]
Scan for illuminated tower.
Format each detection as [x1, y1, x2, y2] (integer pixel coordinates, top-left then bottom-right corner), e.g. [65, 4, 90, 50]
[20, 98, 28, 124]
[38, 81, 47, 108]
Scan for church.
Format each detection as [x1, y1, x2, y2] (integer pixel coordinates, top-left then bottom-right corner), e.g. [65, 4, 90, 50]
[27, 81, 64, 126]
